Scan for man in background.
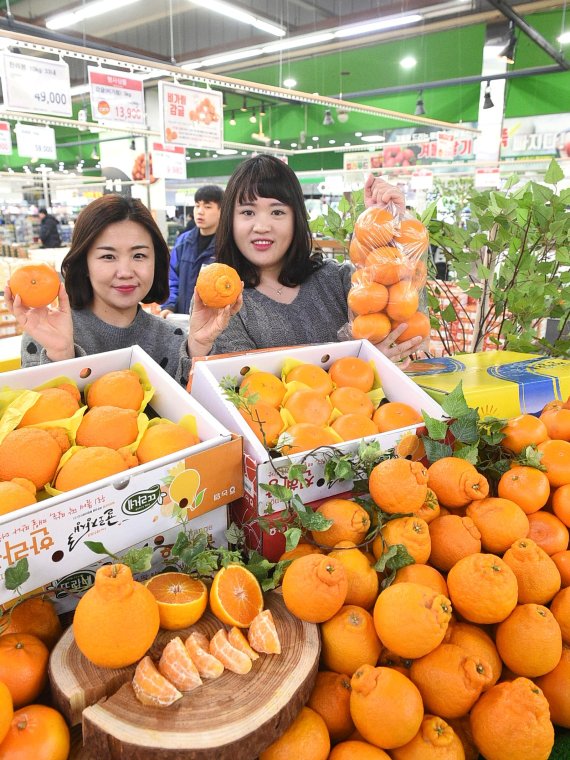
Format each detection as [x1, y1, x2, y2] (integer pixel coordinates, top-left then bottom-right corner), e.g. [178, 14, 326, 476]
[38, 208, 61, 248]
[160, 186, 223, 317]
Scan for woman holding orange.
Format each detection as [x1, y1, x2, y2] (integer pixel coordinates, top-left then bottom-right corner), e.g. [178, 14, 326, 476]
[5, 195, 240, 386]
[201, 155, 423, 364]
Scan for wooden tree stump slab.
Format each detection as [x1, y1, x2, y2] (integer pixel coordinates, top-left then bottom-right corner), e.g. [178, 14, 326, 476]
[49, 592, 320, 760]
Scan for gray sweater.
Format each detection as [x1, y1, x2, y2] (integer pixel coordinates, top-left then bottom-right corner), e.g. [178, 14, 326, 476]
[21, 307, 192, 387]
[211, 258, 353, 354]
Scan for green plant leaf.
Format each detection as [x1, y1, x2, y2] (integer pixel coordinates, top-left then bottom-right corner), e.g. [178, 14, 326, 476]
[453, 443, 479, 464]
[421, 412, 449, 441]
[516, 445, 546, 470]
[441, 382, 470, 418]
[261, 483, 293, 502]
[441, 303, 458, 322]
[450, 409, 480, 444]
[120, 547, 153, 574]
[423, 438, 453, 463]
[284, 527, 302, 552]
[225, 522, 245, 547]
[287, 463, 308, 486]
[544, 159, 564, 185]
[5, 559, 29, 591]
[84, 540, 113, 556]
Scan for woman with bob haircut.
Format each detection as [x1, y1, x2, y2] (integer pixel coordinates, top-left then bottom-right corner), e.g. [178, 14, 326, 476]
[205, 154, 423, 363]
[6, 194, 240, 386]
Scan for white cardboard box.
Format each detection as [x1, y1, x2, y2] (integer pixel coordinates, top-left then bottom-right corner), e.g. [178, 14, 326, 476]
[0, 346, 243, 604]
[191, 339, 444, 518]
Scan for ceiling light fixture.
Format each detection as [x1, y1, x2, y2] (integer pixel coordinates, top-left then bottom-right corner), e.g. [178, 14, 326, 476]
[400, 56, 417, 69]
[229, 110, 236, 126]
[263, 33, 334, 54]
[190, 49, 263, 69]
[187, 0, 285, 37]
[498, 22, 517, 64]
[334, 14, 422, 39]
[322, 109, 334, 126]
[559, 31, 570, 44]
[415, 90, 426, 116]
[240, 96, 248, 112]
[482, 80, 494, 109]
[249, 108, 257, 124]
[361, 134, 385, 142]
[283, 77, 297, 88]
[47, 0, 141, 30]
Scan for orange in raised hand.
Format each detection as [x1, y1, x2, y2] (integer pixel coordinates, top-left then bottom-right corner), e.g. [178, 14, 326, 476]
[196, 262, 241, 308]
[9, 263, 60, 308]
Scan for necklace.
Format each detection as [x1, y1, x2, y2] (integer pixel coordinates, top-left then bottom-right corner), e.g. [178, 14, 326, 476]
[261, 281, 284, 295]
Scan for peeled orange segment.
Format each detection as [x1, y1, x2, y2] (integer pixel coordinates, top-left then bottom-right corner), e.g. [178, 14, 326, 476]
[228, 626, 260, 661]
[210, 629, 253, 674]
[158, 636, 202, 691]
[145, 573, 208, 630]
[132, 655, 183, 707]
[248, 609, 281, 655]
[209, 564, 264, 628]
[184, 631, 224, 679]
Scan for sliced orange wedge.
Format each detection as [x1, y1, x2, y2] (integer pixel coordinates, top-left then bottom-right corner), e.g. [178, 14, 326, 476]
[248, 609, 281, 655]
[209, 564, 263, 628]
[210, 629, 252, 674]
[228, 626, 259, 661]
[146, 572, 208, 630]
[158, 636, 202, 691]
[132, 655, 183, 707]
[185, 631, 224, 680]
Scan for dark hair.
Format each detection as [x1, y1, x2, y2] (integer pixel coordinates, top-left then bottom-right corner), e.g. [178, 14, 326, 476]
[195, 185, 224, 205]
[215, 155, 319, 287]
[61, 194, 170, 309]
[38, 208, 48, 215]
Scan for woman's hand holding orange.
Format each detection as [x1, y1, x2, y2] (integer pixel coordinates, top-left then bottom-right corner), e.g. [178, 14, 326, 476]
[374, 322, 424, 368]
[188, 286, 243, 357]
[364, 174, 406, 214]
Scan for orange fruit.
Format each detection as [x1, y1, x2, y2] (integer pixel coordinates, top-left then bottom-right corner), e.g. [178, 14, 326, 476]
[538, 440, 570, 487]
[0, 681, 12, 745]
[209, 628, 252, 674]
[550, 587, 570, 645]
[386, 281, 420, 322]
[446, 553, 518, 624]
[373, 582, 452, 659]
[328, 356, 375, 393]
[369, 457, 428, 514]
[553, 484, 570, 527]
[374, 516, 431, 565]
[279, 422, 338, 455]
[228, 625, 259, 660]
[444, 620, 502, 687]
[540, 406, 570, 441]
[349, 236, 368, 266]
[73, 563, 160, 669]
[195, 262, 241, 308]
[285, 364, 333, 396]
[527, 510, 569, 555]
[1, 597, 62, 650]
[330, 386, 374, 418]
[428, 514, 482, 572]
[470, 677, 554, 760]
[495, 603, 562, 677]
[391, 715, 465, 760]
[0, 479, 37, 516]
[331, 413, 378, 441]
[372, 401, 422, 433]
[393, 563, 448, 597]
[209, 564, 263, 628]
[320, 605, 382, 676]
[393, 311, 431, 344]
[184, 631, 224, 680]
[395, 433, 427, 463]
[552, 550, 570, 587]
[413, 487, 440, 523]
[328, 540, 379, 609]
[259, 706, 330, 760]
[497, 465, 551, 514]
[535, 645, 570, 728]
[502, 538, 561, 604]
[310, 498, 371, 548]
[136, 421, 199, 464]
[347, 282, 389, 315]
[0, 633, 48, 708]
[158, 635, 202, 691]
[409, 642, 494, 719]
[145, 572, 208, 630]
[240, 371, 286, 409]
[307, 671, 355, 743]
[283, 389, 331, 426]
[0, 428, 66, 490]
[0, 704, 70, 760]
[87, 369, 144, 410]
[465, 497, 530, 555]
[239, 401, 283, 448]
[500, 414, 549, 455]
[365, 246, 407, 286]
[247, 609, 281, 654]
[132, 655, 183, 707]
[76, 405, 139, 449]
[278, 543, 323, 562]
[282, 554, 348, 623]
[55, 446, 130, 491]
[427, 457, 489, 509]
[350, 664, 424, 750]
[329, 741, 391, 760]
[9, 263, 60, 308]
[354, 207, 396, 248]
[394, 218, 430, 255]
[352, 312, 392, 343]
[18, 387, 79, 427]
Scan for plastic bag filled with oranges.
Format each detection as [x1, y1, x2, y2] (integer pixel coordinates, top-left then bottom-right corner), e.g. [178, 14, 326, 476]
[347, 204, 430, 351]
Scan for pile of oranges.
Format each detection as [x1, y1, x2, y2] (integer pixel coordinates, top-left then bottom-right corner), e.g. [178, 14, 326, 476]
[260, 398, 570, 760]
[237, 355, 423, 456]
[348, 207, 431, 346]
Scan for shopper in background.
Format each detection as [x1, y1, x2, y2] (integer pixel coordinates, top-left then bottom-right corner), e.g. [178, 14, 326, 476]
[38, 208, 61, 248]
[194, 154, 422, 364]
[160, 186, 223, 318]
[181, 208, 196, 233]
[6, 195, 241, 387]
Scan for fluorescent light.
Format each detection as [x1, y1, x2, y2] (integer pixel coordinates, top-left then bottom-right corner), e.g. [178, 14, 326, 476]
[283, 78, 297, 88]
[558, 31, 570, 45]
[263, 33, 334, 54]
[334, 14, 422, 38]
[400, 56, 417, 69]
[47, 0, 140, 29]
[187, 0, 285, 37]
[217, 148, 238, 155]
[199, 49, 263, 67]
[361, 134, 384, 142]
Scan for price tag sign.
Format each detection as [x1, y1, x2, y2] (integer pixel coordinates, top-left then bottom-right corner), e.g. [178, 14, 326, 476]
[411, 169, 434, 191]
[0, 122, 12, 155]
[1, 53, 72, 116]
[88, 67, 146, 127]
[15, 124, 57, 159]
[159, 81, 223, 150]
[475, 168, 501, 189]
[152, 142, 186, 179]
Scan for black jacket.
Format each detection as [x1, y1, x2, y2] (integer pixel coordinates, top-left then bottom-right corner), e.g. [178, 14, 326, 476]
[39, 215, 61, 248]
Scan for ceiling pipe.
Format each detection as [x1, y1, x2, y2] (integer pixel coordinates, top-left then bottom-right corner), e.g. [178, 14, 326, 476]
[485, 0, 570, 70]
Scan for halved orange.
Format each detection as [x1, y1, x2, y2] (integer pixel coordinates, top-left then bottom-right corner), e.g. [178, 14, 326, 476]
[145, 572, 208, 630]
[132, 655, 182, 707]
[209, 564, 264, 628]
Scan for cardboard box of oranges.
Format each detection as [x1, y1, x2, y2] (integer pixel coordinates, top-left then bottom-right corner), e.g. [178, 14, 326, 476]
[0, 346, 243, 605]
[191, 339, 444, 551]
